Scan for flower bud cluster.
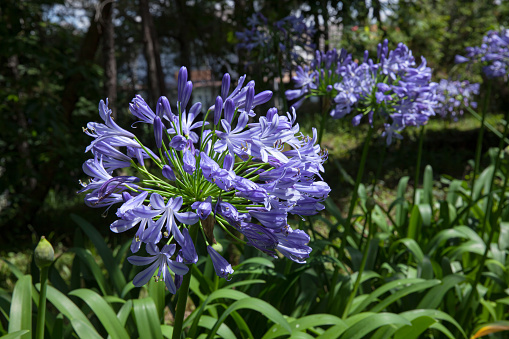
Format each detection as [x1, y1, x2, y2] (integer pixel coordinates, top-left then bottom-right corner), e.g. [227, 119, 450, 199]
[80, 67, 330, 292]
[286, 40, 438, 144]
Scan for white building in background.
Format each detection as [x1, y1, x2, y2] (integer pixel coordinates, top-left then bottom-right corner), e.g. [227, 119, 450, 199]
[183, 69, 221, 109]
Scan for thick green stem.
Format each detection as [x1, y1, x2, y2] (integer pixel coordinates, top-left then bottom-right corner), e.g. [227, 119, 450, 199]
[457, 108, 509, 334]
[339, 126, 374, 260]
[172, 225, 200, 339]
[450, 82, 494, 229]
[470, 81, 492, 200]
[413, 125, 426, 205]
[342, 212, 372, 319]
[347, 126, 374, 225]
[371, 143, 387, 196]
[36, 267, 49, 339]
[317, 97, 331, 145]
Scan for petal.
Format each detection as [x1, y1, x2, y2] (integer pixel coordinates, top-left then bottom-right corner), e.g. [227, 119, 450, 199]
[127, 255, 157, 266]
[171, 196, 184, 211]
[175, 211, 200, 225]
[150, 193, 166, 210]
[168, 260, 189, 276]
[162, 266, 176, 294]
[132, 260, 159, 286]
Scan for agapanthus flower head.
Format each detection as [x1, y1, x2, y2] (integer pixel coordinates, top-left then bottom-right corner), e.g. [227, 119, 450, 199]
[236, 13, 315, 71]
[80, 67, 330, 293]
[456, 28, 509, 79]
[286, 41, 438, 144]
[434, 79, 480, 120]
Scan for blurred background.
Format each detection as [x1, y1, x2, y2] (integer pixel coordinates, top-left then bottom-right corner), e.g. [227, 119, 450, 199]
[1, 0, 508, 249]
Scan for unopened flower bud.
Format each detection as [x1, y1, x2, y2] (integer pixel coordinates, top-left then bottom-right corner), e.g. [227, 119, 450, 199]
[366, 197, 376, 212]
[35, 236, 54, 269]
[212, 242, 223, 253]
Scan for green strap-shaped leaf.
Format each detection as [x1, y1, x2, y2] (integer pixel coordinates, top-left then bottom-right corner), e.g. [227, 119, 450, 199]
[223, 279, 266, 289]
[395, 176, 410, 228]
[69, 289, 130, 339]
[148, 279, 166, 320]
[52, 313, 64, 339]
[8, 275, 32, 339]
[369, 280, 440, 313]
[262, 314, 345, 339]
[186, 289, 250, 337]
[197, 315, 236, 339]
[393, 316, 436, 339]
[234, 257, 275, 270]
[71, 214, 127, 295]
[350, 278, 424, 315]
[160, 325, 173, 339]
[70, 319, 103, 339]
[418, 274, 466, 309]
[425, 228, 467, 255]
[417, 204, 432, 228]
[205, 298, 291, 339]
[390, 239, 424, 264]
[422, 165, 433, 206]
[338, 313, 411, 339]
[1, 260, 24, 280]
[1, 330, 30, 339]
[446, 179, 463, 205]
[70, 247, 111, 296]
[132, 298, 163, 339]
[45, 285, 96, 331]
[430, 322, 455, 339]
[117, 300, 132, 326]
[400, 309, 466, 338]
[407, 205, 422, 240]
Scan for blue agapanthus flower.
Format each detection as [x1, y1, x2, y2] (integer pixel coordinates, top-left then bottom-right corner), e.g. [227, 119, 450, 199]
[455, 28, 509, 79]
[286, 40, 438, 144]
[435, 79, 480, 120]
[80, 67, 330, 292]
[236, 13, 316, 70]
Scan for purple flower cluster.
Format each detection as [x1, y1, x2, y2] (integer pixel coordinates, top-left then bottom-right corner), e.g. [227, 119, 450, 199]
[80, 67, 330, 292]
[236, 13, 316, 70]
[286, 41, 438, 144]
[435, 79, 480, 120]
[456, 28, 509, 79]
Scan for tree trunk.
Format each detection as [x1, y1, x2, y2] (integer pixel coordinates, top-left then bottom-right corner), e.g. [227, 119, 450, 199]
[8, 0, 110, 231]
[102, 0, 117, 117]
[175, 0, 192, 72]
[139, 0, 166, 104]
